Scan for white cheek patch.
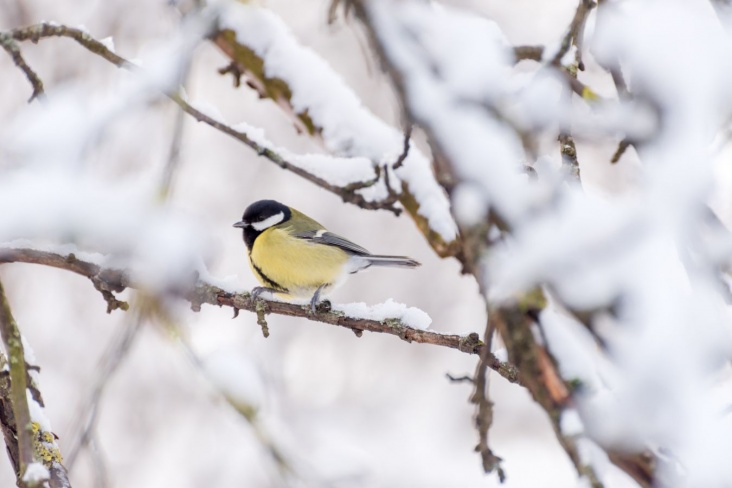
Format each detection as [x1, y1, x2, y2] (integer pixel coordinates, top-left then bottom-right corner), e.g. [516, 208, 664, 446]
[251, 211, 285, 231]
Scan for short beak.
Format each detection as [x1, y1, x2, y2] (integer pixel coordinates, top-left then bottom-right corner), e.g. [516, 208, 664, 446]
[233, 221, 247, 229]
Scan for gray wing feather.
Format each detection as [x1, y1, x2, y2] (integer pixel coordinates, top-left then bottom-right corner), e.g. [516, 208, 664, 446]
[294, 230, 370, 255]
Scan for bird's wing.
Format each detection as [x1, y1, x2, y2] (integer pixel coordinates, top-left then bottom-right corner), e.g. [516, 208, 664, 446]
[294, 230, 370, 255]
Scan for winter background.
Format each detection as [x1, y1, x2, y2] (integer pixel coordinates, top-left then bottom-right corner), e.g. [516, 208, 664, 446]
[2, 0, 732, 487]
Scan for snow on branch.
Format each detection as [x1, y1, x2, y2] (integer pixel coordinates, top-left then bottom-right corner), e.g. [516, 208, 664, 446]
[210, 1, 459, 255]
[349, 0, 732, 486]
[3, 21, 404, 217]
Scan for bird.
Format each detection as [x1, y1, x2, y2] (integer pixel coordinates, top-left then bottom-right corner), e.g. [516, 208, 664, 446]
[233, 199, 420, 312]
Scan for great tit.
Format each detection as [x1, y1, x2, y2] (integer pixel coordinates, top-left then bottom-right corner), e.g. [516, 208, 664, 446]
[233, 199, 420, 312]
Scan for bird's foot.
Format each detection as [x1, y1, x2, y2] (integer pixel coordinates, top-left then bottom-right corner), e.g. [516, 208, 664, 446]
[252, 287, 279, 300]
[309, 285, 328, 314]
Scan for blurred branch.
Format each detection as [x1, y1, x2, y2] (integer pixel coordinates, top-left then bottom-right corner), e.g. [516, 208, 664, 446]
[0, 280, 71, 488]
[0, 247, 521, 384]
[8, 23, 129, 67]
[513, 45, 544, 62]
[346, 1, 656, 485]
[160, 75, 190, 200]
[550, 0, 596, 71]
[0, 33, 45, 103]
[0, 280, 34, 486]
[176, 336, 298, 485]
[3, 22, 402, 216]
[559, 133, 581, 182]
[65, 310, 144, 483]
[610, 138, 632, 164]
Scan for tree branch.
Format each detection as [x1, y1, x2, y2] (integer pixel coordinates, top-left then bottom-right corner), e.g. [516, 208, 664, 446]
[0, 280, 71, 487]
[550, 0, 597, 70]
[3, 22, 402, 216]
[0, 280, 34, 485]
[0, 33, 45, 103]
[346, 2, 655, 485]
[0, 247, 521, 384]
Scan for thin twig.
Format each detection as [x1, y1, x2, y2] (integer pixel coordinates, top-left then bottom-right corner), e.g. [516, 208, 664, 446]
[0, 33, 45, 103]
[160, 78, 190, 199]
[65, 310, 144, 473]
[392, 124, 412, 169]
[471, 312, 504, 480]
[610, 138, 632, 164]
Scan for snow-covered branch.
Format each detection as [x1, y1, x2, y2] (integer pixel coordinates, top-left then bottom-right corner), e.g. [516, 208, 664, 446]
[210, 2, 460, 256]
[3, 22, 404, 215]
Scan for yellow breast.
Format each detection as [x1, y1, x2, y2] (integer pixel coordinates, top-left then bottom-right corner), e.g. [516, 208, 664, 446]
[249, 227, 350, 298]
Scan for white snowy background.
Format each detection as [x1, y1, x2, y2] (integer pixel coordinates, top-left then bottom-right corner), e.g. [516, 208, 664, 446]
[3, 0, 732, 487]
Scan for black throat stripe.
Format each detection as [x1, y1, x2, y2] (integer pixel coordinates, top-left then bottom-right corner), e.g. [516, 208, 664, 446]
[251, 262, 288, 293]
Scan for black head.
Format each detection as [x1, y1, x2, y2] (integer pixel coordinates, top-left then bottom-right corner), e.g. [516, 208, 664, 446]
[233, 200, 292, 250]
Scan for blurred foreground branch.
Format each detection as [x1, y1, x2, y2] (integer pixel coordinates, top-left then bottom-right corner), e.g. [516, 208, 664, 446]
[0, 281, 71, 488]
[347, 0, 655, 485]
[2, 22, 402, 216]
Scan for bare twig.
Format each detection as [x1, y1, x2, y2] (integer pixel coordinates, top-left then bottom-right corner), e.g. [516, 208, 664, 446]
[445, 373, 474, 384]
[392, 124, 412, 169]
[65, 310, 144, 474]
[0, 33, 45, 102]
[611, 138, 632, 164]
[471, 314, 504, 480]
[160, 77, 190, 200]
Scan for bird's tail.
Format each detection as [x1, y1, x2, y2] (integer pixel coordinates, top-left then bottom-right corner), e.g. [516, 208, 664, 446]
[365, 255, 421, 268]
